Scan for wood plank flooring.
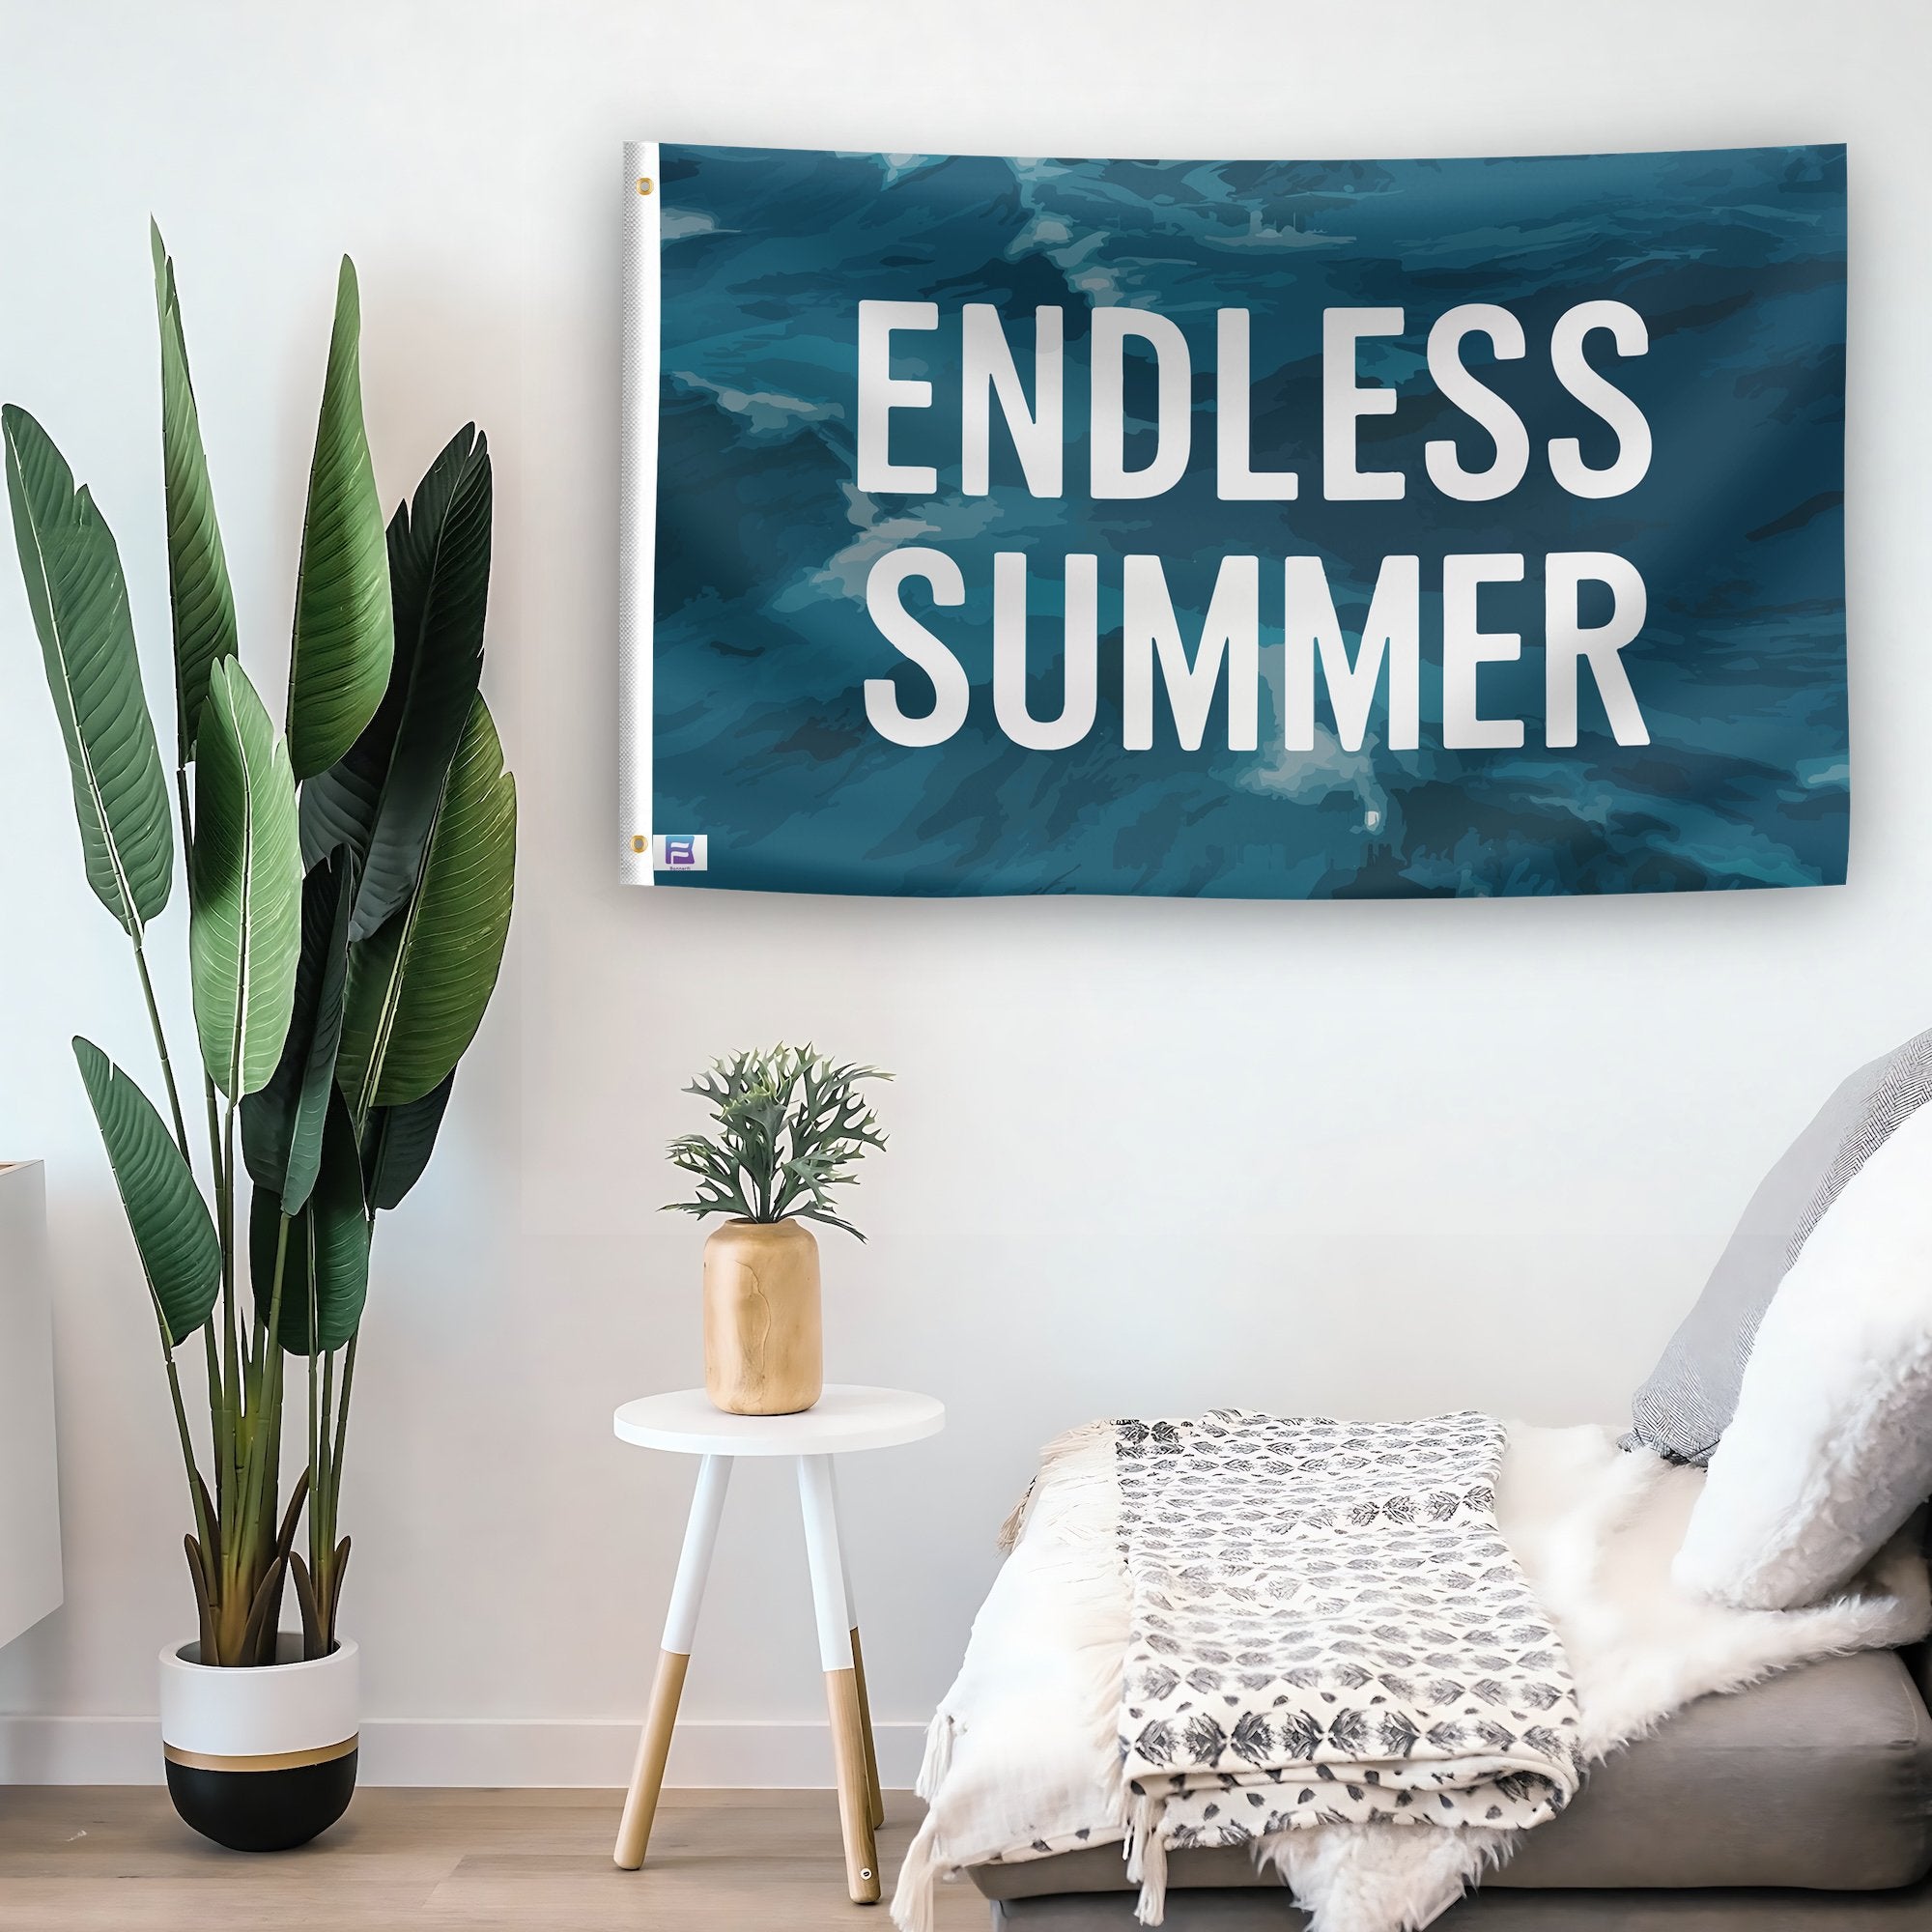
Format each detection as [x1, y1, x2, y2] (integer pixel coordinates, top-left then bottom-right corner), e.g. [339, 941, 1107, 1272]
[0, 1786, 986, 1931]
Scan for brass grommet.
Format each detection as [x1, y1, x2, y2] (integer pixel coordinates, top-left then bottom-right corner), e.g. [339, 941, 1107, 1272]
[637, 176, 653, 196]
[631, 835, 647, 853]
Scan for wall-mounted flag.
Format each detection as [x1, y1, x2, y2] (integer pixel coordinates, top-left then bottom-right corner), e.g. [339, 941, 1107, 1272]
[620, 141, 1847, 899]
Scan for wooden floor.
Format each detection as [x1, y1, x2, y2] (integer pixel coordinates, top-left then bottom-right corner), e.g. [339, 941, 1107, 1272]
[0, 1787, 986, 1931]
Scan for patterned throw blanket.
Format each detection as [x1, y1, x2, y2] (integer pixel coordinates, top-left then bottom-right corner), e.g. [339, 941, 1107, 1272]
[1114, 1411, 1583, 1918]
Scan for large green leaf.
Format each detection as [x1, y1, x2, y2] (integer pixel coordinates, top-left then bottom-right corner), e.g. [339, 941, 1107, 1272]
[189, 658, 302, 1098]
[250, 1088, 369, 1355]
[151, 224, 238, 763]
[287, 258, 392, 781]
[242, 848, 354, 1212]
[4, 405, 174, 936]
[300, 425, 491, 940]
[338, 695, 515, 1115]
[73, 1037, 219, 1348]
[360, 1069, 455, 1212]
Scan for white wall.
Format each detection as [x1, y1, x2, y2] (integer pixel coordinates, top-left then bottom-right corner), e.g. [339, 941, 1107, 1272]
[1, 0, 1927, 1786]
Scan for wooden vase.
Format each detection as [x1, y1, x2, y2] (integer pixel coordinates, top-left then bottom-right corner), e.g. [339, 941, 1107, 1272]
[702, 1218, 823, 1415]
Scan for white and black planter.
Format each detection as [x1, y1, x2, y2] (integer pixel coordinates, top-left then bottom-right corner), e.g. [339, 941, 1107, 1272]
[159, 1635, 358, 1852]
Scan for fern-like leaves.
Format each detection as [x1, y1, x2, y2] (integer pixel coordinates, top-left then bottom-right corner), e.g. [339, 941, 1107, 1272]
[664, 1043, 890, 1239]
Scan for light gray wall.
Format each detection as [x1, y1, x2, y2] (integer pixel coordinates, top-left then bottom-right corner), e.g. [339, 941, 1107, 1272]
[1, 0, 1926, 1784]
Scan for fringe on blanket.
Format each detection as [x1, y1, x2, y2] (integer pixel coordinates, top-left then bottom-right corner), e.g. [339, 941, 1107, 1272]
[894, 1813, 945, 1932]
[1123, 1790, 1169, 1926]
[915, 1710, 953, 1803]
[998, 1418, 1114, 1552]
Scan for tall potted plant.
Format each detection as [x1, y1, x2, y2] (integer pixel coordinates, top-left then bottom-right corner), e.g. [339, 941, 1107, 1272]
[3, 227, 515, 1851]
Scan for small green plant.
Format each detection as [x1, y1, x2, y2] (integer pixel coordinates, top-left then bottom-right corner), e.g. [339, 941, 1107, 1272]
[665, 1045, 890, 1238]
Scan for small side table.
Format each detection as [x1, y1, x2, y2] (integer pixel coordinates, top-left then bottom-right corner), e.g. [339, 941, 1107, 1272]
[611, 1383, 945, 1903]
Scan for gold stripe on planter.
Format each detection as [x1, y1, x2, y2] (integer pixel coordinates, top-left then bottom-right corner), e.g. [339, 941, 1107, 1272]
[163, 1735, 358, 1774]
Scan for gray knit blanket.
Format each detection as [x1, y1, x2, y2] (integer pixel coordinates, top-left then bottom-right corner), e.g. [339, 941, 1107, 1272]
[1114, 1411, 1584, 1907]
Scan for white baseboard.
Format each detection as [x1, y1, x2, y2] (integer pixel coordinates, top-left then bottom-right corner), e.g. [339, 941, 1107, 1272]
[0, 1715, 928, 1788]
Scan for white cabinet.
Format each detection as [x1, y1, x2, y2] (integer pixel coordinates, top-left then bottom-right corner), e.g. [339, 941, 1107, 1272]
[0, 1162, 62, 1648]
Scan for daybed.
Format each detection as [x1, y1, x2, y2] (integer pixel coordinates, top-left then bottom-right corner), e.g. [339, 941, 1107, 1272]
[906, 1026, 1932, 1932]
[971, 1646, 1932, 1925]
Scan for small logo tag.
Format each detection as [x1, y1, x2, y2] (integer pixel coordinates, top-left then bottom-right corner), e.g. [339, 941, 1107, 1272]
[651, 834, 708, 872]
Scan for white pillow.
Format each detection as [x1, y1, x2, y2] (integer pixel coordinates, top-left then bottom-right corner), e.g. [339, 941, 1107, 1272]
[1672, 1097, 1932, 1610]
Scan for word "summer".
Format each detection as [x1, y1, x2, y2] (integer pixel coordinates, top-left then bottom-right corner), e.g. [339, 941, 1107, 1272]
[854, 300, 1656, 754]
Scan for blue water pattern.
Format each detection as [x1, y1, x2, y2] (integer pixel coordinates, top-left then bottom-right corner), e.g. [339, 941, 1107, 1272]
[650, 143, 1846, 898]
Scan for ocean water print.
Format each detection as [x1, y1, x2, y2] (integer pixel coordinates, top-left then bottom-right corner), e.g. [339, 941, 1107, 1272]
[641, 143, 1847, 898]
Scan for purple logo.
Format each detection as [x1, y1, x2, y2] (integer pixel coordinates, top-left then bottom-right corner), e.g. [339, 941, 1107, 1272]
[651, 834, 707, 872]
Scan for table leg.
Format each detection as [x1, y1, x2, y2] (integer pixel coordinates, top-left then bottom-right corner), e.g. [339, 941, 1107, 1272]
[613, 1454, 732, 1870]
[828, 1461, 885, 1830]
[798, 1454, 881, 1904]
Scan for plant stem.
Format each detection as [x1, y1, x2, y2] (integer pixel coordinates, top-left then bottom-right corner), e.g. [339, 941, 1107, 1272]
[162, 1350, 213, 1563]
[315, 1347, 336, 1557]
[215, 1212, 287, 1663]
[241, 1215, 291, 1587]
[302, 1344, 334, 1652]
[202, 1321, 225, 1524]
[130, 937, 190, 1165]
[329, 1334, 355, 1527]
[319, 1335, 355, 1651]
[220, 1096, 240, 1435]
[217, 1097, 242, 1616]
[307, 1334, 321, 1543]
[200, 1074, 227, 1512]
[174, 766, 194, 855]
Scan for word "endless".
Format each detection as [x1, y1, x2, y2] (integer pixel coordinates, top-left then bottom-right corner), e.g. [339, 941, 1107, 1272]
[857, 299, 1651, 503]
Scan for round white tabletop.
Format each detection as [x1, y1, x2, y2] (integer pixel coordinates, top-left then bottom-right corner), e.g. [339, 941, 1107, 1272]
[612, 1383, 944, 1458]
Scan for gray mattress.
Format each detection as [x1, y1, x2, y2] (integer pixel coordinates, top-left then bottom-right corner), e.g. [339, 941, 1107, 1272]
[988, 1881, 1932, 1928]
[970, 1649, 1932, 1921]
